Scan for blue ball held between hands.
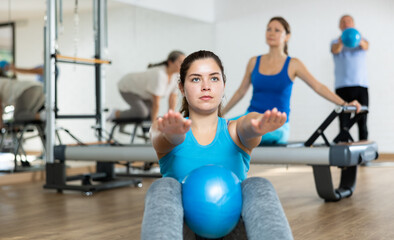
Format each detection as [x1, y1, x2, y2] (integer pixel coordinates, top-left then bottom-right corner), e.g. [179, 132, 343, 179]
[341, 28, 361, 48]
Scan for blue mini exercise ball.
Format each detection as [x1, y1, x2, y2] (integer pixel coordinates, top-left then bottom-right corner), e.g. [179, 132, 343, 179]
[182, 165, 242, 239]
[0, 60, 9, 69]
[341, 28, 361, 48]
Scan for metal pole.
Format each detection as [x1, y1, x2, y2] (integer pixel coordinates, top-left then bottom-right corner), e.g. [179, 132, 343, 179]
[45, 0, 56, 164]
[55, 0, 58, 40]
[93, 0, 106, 141]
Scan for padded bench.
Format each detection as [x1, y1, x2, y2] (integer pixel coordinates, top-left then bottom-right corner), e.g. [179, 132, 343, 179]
[108, 117, 151, 144]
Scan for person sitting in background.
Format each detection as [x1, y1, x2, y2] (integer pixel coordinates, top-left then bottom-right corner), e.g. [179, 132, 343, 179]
[0, 68, 45, 129]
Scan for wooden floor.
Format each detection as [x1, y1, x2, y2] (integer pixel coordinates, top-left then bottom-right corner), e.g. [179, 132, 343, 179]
[1, 158, 394, 240]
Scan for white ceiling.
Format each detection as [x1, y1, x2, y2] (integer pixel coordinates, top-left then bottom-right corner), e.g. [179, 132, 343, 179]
[116, 0, 215, 22]
[0, 0, 215, 23]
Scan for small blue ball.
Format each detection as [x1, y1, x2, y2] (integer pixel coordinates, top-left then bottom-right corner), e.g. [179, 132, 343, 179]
[341, 28, 361, 48]
[0, 60, 9, 68]
[182, 165, 242, 239]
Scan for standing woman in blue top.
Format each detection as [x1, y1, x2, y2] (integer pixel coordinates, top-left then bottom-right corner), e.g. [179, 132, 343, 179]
[141, 50, 293, 240]
[223, 16, 361, 145]
[331, 15, 369, 141]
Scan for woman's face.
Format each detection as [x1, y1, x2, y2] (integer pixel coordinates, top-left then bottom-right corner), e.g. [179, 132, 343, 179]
[265, 20, 289, 48]
[180, 58, 225, 115]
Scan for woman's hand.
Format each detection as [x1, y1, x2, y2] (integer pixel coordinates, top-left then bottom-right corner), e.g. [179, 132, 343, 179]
[157, 109, 191, 145]
[250, 108, 287, 136]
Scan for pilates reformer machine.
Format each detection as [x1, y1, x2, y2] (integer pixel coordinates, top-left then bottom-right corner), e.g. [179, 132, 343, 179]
[47, 105, 378, 201]
[251, 105, 378, 201]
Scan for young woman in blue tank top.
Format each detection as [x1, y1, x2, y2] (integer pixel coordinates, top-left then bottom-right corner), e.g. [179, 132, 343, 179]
[141, 50, 294, 240]
[223, 16, 361, 145]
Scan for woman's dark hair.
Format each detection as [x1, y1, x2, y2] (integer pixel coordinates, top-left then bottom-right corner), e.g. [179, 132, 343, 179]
[147, 50, 185, 68]
[268, 16, 291, 55]
[179, 50, 226, 117]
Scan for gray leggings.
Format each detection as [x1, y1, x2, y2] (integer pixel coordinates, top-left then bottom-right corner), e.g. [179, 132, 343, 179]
[141, 177, 293, 240]
[14, 86, 45, 122]
[119, 91, 152, 119]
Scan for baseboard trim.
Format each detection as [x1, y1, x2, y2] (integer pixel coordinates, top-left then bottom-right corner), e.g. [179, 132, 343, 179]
[377, 153, 394, 161]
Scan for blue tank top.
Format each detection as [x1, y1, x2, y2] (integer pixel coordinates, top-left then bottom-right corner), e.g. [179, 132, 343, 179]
[247, 55, 293, 122]
[159, 117, 251, 182]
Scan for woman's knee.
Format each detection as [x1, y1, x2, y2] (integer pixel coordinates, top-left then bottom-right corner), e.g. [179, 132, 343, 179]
[242, 177, 274, 193]
[145, 177, 182, 203]
[147, 177, 181, 194]
[241, 177, 280, 209]
[140, 107, 150, 119]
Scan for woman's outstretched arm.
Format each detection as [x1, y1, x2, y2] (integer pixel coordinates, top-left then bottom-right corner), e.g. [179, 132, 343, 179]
[231, 108, 287, 151]
[150, 110, 192, 159]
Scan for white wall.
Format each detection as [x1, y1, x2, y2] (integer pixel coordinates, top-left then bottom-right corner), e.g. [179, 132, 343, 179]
[116, 0, 215, 23]
[215, 0, 394, 152]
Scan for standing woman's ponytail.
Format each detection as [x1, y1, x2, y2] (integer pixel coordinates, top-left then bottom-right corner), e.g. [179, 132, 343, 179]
[147, 50, 185, 68]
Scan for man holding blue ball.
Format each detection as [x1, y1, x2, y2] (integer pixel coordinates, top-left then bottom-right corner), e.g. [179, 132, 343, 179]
[331, 15, 369, 141]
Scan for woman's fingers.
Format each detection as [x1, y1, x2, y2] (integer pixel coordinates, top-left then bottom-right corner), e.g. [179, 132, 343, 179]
[158, 110, 189, 134]
[251, 109, 287, 134]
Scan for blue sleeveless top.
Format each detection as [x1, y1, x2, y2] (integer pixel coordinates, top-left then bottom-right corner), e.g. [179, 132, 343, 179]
[159, 117, 251, 182]
[247, 55, 293, 122]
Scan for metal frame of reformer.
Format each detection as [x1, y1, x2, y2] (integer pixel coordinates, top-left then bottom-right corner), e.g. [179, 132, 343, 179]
[43, 0, 141, 194]
[301, 105, 379, 201]
[50, 105, 378, 201]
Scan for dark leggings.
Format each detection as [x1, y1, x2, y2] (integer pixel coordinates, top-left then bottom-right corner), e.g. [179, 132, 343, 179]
[336, 86, 369, 141]
[119, 91, 152, 119]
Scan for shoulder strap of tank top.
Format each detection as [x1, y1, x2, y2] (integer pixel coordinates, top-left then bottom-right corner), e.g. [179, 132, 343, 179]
[253, 55, 262, 73]
[282, 56, 291, 73]
[217, 117, 227, 132]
